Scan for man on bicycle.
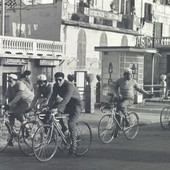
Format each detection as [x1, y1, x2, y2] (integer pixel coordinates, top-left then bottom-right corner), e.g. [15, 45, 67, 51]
[29, 74, 53, 110]
[114, 68, 152, 128]
[48, 72, 82, 154]
[2, 74, 34, 146]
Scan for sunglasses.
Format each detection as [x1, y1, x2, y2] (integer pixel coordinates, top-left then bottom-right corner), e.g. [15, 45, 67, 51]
[37, 80, 46, 84]
[55, 78, 63, 82]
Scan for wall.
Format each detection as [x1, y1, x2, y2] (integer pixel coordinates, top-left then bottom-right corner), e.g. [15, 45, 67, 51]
[101, 50, 144, 103]
[0, 3, 62, 41]
[60, 24, 137, 87]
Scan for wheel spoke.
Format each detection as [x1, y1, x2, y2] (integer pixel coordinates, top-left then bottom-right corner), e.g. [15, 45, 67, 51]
[98, 114, 116, 144]
[124, 112, 139, 140]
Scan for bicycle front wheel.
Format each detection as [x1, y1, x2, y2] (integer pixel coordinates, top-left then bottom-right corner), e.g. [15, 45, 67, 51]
[0, 121, 11, 152]
[160, 106, 170, 130]
[18, 120, 40, 156]
[124, 112, 139, 140]
[98, 114, 117, 144]
[74, 121, 92, 156]
[32, 124, 58, 162]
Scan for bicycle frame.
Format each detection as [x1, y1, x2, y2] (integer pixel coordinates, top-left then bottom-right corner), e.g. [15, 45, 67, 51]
[46, 113, 70, 147]
[109, 107, 122, 129]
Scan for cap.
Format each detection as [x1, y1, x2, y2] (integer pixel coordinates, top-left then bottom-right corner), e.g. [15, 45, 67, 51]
[8, 74, 18, 80]
[124, 68, 133, 75]
[37, 74, 47, 81]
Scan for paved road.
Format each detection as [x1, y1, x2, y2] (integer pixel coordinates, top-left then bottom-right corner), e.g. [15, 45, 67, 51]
[0, 123, 170, 170]
[0, 101, 169, 170]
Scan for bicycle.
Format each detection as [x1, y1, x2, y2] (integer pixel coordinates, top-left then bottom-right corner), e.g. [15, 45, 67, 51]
[32, 109, 92, 162]
[160, 105, 170, 130]
[98, 98, 139, 144]
[0, 105, 41, 155]
[100, 93, 115, 113]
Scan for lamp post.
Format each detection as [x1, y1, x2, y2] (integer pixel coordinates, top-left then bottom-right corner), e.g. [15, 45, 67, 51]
[108, 62, 113, 84]
[1, 0, 5, 36]
[131, 64, 137, 79]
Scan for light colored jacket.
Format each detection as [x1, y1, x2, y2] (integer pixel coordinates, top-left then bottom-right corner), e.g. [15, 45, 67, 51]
[7, 81, 34, 107]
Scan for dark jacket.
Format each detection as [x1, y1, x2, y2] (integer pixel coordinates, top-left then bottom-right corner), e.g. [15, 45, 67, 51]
[48, 80, 81, 113]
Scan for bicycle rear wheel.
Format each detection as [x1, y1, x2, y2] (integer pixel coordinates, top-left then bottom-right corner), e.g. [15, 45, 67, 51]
[0, 121, 11, 152]
[32, 124, 58, 162]
[160, 106, 170, 130]
[98, 114, 117, 144]
[124, 112, 139, 140]
[18, 120, 40, 156]
[74, 121, 92, 156]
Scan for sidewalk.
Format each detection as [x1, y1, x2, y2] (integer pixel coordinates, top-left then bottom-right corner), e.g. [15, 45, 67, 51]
[79, 100, 167, 134]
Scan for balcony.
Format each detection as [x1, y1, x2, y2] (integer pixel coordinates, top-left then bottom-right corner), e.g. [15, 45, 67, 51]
[62, 2, 122, 27]
[154, 37, 170, 48]
[0, 36, 64, 59]
[135, 36, 170, 50]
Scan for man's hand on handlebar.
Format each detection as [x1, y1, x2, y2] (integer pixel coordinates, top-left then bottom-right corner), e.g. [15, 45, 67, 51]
[4, 104, 10, 111]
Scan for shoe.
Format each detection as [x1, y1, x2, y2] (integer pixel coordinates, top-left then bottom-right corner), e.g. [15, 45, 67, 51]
[125, 119, 130, 127]
[8, 139, 13, 146]
[68, 144, 77, 155]
[113, 129, 118, 138]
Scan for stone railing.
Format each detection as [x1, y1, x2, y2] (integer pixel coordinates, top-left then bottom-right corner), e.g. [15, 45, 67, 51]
[0, 36, 64, 58]
[154, 37, 170, 48]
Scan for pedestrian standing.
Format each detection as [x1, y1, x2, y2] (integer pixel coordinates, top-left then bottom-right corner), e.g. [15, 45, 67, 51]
[20, 70, 34, 92]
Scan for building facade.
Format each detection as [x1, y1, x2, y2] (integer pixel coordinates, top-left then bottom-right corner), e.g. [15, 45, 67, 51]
[1, 0, 170, 101]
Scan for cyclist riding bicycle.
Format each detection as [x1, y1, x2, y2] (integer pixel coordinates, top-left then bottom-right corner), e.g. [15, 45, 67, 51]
[114, 68, 153, 131]
[48, 72, 82, 154]
[2, 74, 34, 146]
[28, 74, 53, 110]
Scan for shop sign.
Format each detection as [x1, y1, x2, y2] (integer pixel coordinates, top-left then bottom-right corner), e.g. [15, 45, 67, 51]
[2, 58, 28, 65]
[39, 60, 59, 66]
[136, 36, 153, 48]
[84, 8, 122, 21]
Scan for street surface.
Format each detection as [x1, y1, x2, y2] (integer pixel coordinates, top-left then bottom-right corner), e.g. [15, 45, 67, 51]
[0, 101, 170, 170]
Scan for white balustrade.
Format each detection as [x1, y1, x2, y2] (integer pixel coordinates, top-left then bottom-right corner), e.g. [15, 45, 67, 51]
[154, 37, 170, 48]
[0, 36, 64, 58]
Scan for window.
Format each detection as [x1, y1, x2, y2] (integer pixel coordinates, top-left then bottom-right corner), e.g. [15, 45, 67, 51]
[99, 33, 108, 68]
[77, 29, 86, 68]
[144, 3, 152, 22]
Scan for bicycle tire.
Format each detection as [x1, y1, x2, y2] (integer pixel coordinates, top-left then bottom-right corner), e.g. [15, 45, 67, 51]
[123, 112, 139, 140]
[74, 121, 92, 156]
[160, 106, 170, 130]
[0, 121, 11, 152]
[32, 124, 58, 162]
[18, 120, 40, 156]
[98, 114, 117, 144]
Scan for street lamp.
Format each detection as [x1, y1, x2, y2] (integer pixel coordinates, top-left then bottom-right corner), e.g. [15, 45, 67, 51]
[108, 62, 113, 84]
[131, 64, 137, 78]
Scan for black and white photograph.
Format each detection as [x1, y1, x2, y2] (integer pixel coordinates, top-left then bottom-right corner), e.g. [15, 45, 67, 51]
[0, 0, 170, 170]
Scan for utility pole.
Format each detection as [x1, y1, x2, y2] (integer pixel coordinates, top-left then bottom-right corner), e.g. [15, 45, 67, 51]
[1, 0, 5, 36]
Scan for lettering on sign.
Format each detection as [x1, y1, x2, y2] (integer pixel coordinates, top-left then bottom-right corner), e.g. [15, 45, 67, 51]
[84, 8, 122, 21]
[39, 60, 59, 66]
[136, 36, 153, 48]
[2, 58, 28, 65]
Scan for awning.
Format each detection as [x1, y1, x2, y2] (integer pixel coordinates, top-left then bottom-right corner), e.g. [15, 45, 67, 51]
[95, 46, 158, 54]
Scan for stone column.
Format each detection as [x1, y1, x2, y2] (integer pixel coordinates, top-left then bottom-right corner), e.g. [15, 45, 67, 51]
[84, 73, 95, 113]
